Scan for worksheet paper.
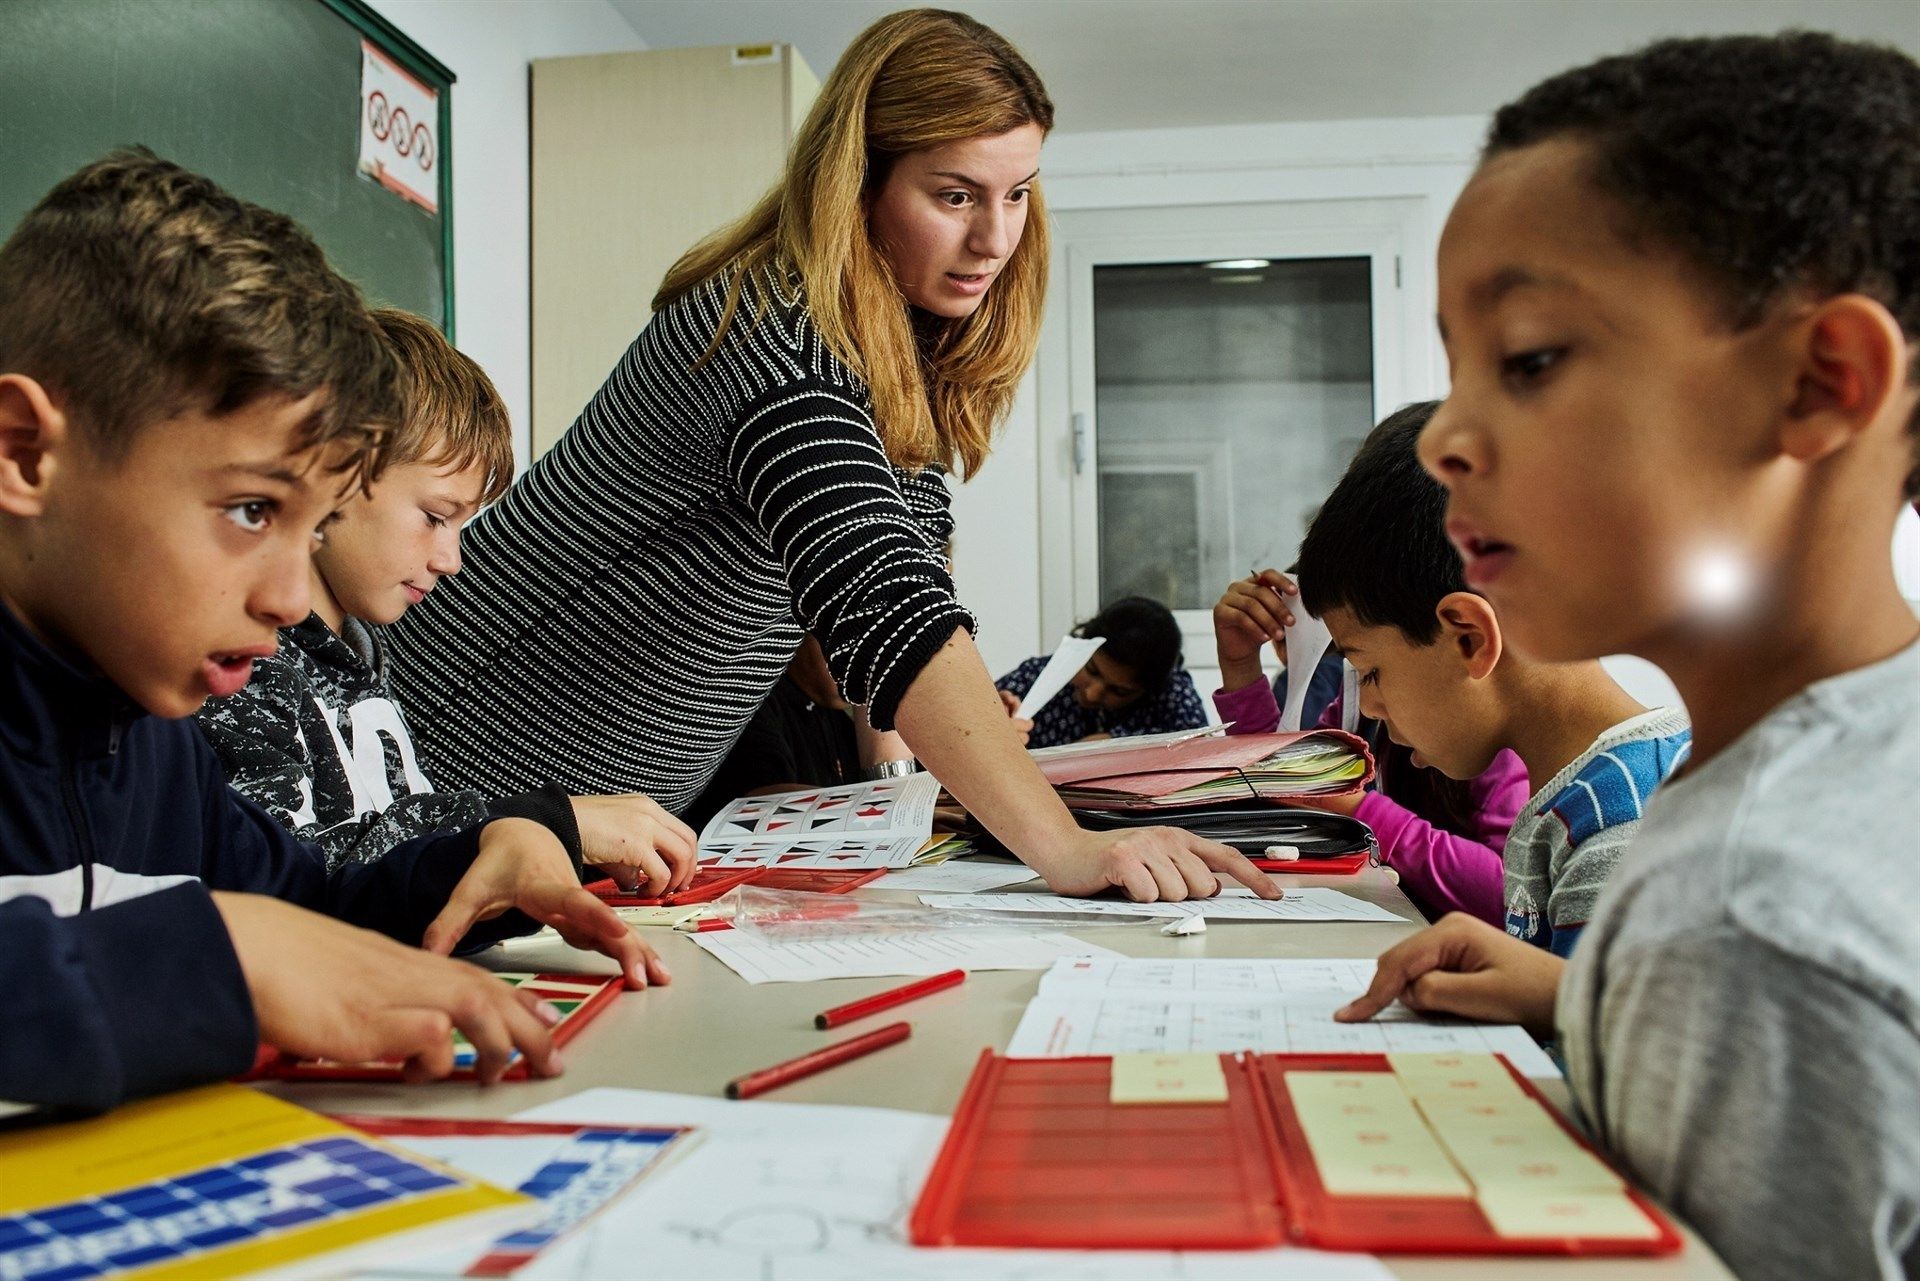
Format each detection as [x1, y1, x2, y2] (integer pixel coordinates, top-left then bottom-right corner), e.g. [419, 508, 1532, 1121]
[1008, 957, 1560, 1077]
[1279, 580, 1336, 732]
[698, 776, 941, 869]
[1014, 633, 1106, 719]
[916, 887, 1406, 924]
[877, 859, 1040, 893]
[690, 927, 1123, 984]
[500, 1088, 1393, 1281]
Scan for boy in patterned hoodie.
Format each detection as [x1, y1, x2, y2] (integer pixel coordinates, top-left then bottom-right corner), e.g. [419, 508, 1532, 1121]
[199, 310, 699, 895]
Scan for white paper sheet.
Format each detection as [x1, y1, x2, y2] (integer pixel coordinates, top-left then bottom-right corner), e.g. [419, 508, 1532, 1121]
[690, 927, 1123, 984]
[1014, 633, 1106, 719]
[877, 860, 1040, 893]
[1280, 579, 1336, 732]
[505, 1088, 1394, 1281]
[916, 887, 1406, 924]
[1026, 724, 1223, 761]
[1009, 958, 1560, 1077]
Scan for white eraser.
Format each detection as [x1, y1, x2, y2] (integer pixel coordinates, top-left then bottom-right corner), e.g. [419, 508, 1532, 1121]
[1263, 845, 1301, 862]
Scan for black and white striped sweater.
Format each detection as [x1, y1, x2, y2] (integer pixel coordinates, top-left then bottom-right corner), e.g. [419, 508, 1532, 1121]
[387, 266, 972, 814]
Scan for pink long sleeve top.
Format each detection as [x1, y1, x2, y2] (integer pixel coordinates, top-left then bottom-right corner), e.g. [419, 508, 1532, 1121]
[1212, 677, 1524, 925]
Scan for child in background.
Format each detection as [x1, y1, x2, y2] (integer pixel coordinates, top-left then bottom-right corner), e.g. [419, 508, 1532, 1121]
[1337, 35, 1920, 1279]
[1216, 587, 1523, 927]
[1226, 403, 1688, 952]
[996, 596, 1207, 747]
[198, 308, 697, 896]
[0, 151, 662, 1112]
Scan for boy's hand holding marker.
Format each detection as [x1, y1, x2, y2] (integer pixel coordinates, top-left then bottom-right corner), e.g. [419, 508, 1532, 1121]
[422, 817, 672, 990]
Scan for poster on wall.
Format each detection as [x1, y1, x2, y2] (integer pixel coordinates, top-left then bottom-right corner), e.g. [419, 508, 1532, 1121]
[357, 39, 439, 213]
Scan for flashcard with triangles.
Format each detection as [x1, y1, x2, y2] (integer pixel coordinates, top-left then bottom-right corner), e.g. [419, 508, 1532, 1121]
[697, 775, 941, 869]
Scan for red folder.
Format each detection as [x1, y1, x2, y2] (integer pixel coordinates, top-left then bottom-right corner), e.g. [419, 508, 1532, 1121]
[911, 1051, 1683, 1257]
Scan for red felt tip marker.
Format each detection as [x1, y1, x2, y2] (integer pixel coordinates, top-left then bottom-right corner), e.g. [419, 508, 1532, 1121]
[814, 969, 966, 1030]
[725, 1021, 912, 1100]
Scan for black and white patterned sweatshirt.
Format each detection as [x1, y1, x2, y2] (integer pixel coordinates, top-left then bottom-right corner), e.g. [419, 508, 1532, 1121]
[197, 614, 580, 873]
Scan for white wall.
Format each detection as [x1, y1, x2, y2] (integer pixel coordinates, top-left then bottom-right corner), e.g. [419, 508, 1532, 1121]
[368, 0, 647, 473]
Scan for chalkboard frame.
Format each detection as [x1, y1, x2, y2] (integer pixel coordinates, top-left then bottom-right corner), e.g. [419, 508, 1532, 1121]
[318, 0, 458, 336]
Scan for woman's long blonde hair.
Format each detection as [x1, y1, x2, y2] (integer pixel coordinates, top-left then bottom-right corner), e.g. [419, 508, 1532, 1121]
[653, 9, 1054, 479]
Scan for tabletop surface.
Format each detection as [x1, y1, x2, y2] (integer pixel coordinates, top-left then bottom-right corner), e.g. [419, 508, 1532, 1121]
[260, 866, 1733, 1280]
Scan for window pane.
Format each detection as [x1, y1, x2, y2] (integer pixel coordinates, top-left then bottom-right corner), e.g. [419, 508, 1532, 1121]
[1093, 258, 1375, 611]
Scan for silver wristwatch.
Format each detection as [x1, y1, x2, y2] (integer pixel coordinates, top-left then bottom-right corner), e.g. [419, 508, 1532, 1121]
[865, 758, 919, 780]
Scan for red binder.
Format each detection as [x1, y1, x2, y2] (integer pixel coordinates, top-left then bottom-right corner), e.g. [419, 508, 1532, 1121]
[911, 1051, 1683, 1257]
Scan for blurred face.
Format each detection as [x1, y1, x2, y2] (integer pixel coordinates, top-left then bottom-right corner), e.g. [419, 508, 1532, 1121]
[313, 456, 483, 626]
[867, 123, 1043, 319]
[1323, 607, 1504, 780]
[2, 389, 345, 717]
[1069, 648, 1145, 714]
[1420, 139, 1800, 663]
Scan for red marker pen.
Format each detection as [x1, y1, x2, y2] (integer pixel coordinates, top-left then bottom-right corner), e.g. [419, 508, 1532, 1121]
[724, 1022, 912, 1100]
[814, 969, 966, 1030]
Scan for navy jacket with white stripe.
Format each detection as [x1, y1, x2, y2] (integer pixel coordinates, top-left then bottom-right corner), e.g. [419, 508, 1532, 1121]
[0, 602, 537, 1114]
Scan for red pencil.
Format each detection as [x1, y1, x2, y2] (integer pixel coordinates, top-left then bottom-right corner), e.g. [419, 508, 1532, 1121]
[814, 969, 966, 1029]
[725, 1022, 912, 1100]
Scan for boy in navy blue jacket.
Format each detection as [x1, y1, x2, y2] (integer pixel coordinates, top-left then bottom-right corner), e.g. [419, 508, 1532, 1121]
[0, 151, 667, 1114]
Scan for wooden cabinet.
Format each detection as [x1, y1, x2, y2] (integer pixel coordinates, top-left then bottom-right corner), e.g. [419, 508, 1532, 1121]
[531, 43, 818, 455]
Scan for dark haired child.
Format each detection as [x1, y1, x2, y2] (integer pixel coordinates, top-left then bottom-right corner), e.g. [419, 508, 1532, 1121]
[0, 152, 662, 1112]
[995, 595, 1207, 748]
[1220, 403, 1687, 948]
[1338, 34, 1920, 1280]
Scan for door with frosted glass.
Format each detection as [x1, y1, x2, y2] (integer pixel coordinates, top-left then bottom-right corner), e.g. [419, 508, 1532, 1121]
[1037, 200, 1422, 699]
[1092, 257, 1376, 618]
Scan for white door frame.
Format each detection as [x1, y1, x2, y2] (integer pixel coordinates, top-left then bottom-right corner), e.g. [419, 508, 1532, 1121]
[1033, 198, 1426, 653]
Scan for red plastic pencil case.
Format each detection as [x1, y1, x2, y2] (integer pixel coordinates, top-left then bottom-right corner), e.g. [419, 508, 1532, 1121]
[910, 1051, 1683, 1257]
[245, 973, 621, 1083]
[584, 865, 886, 907]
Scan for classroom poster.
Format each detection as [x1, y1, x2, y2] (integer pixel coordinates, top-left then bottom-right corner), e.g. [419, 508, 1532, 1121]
[358, 40, 439, 213]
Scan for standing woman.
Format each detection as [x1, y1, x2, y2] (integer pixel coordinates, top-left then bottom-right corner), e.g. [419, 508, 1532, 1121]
[389, 9, 1271, 902]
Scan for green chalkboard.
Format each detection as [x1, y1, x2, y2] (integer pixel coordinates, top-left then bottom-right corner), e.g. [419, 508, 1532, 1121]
[0, 0, 455, 331]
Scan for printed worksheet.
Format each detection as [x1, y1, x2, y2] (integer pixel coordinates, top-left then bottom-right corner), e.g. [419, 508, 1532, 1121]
[914, 887, 1406, 924]
[698, 776, 940, 869]
[1007, 957, 1560, 1077]
[877, 859, 1040, 893]
[689, 928, 1122, 985]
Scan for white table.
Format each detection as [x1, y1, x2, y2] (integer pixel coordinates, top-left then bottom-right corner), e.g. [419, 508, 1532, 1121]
[261, 867, 1732, 1279]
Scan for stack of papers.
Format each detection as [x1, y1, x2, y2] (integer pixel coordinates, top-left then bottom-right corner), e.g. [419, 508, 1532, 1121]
[1007, 958, 1559, 1076]
[1039, 730, 1371, 808]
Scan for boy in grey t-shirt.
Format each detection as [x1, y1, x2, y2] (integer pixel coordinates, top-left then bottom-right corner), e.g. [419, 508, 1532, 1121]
[1335, 33, 1920, 1281]
[1559, 643, 1920, 1280]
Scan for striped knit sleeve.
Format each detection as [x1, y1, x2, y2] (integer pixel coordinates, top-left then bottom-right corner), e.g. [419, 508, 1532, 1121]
[727, 381, 974, 729]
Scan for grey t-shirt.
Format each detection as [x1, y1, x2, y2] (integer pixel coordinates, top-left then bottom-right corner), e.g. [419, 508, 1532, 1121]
[1558, 639, 1920, 1281]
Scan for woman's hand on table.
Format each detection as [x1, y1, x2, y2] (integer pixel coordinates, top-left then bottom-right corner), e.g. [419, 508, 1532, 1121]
[1030, 827, 1280, 902]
